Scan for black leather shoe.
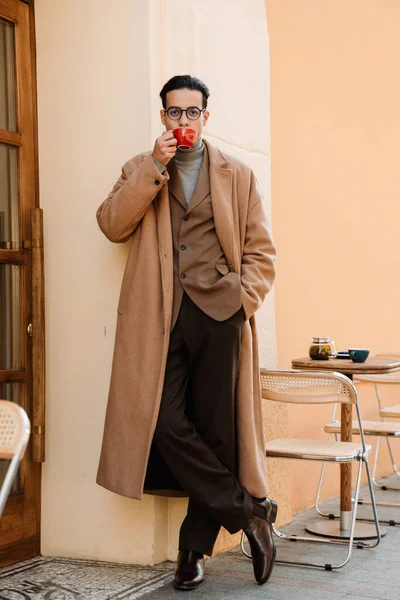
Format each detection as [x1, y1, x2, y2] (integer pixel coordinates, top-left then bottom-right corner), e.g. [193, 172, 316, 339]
[243, 498, 278, 585]
[174, 550, 205, 590]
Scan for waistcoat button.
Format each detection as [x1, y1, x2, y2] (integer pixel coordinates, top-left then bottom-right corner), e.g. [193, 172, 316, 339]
[183, 216, 189, 221]
[180, 244, 187, 251]
[154, 179, 160, 185]
[180, 273, 187, 279]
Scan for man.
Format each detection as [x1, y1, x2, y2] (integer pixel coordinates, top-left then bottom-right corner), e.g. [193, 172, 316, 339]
[96, 75, 277, 589]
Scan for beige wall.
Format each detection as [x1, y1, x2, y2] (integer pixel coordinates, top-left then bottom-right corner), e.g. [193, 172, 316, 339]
[35, 0, 288, 564]
[35, 0, 163, 565]
[266, 0, 400, 511]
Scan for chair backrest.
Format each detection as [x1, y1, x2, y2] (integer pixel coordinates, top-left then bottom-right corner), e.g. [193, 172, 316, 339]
[0, 401, 30, 517]
[260, 370, 357, 405]
[354, 354, 400, 384]
[0, 401, 30, 460]
[354, 372, 400, 384]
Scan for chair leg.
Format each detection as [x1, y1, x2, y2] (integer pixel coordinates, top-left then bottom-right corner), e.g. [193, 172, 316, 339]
[314, 432, 339, 519]
[372, 436, 382, 488]
[325, 435, 399, 524]
[241, 460, 379, 571]
[314, 406, 341, 518]
[315, 455, 343, 521]
[316, 435, 400, 519]
[315, 462, 331, 518]
[357, 436, 400, 513]
[383, 437, 400, 482]
[0, 453, 22, 517]
[374, 383, 400, 487]
[358, 463, 400, 527]
[357, 455, 400, 515]
[357, 488, 400, 513]
[370, 437, 400, 490]
[366, 459, 382, 542]
[240, 531, 251, 559]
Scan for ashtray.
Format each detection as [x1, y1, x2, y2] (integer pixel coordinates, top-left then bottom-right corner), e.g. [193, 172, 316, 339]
[336, 351, 350, 360]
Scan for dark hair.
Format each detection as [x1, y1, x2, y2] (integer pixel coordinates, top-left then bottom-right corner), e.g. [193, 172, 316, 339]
[159, 75, 210, 109]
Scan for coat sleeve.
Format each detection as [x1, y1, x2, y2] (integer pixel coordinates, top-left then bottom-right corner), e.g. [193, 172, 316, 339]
[241, 172, 276, 319]
[96, 154, 169, 243]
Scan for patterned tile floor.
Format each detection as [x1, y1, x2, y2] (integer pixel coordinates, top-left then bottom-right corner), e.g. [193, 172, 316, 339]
[0, 475, 399, 600]
[0, 557, 174, 600]
[0, 556, 174, 599]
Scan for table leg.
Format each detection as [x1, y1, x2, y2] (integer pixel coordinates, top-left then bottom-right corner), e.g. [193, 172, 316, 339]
[340, 402, 353, 531]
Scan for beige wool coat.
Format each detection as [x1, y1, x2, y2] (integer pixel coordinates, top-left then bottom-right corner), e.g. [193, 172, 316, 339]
[96, 139, 276, 500]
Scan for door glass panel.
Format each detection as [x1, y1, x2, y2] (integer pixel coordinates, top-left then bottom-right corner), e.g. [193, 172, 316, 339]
[0, 143, 19, 249]
[0, 383, 21, 493]
[0, 18, 16, 132]
[0, 264, 20, 369]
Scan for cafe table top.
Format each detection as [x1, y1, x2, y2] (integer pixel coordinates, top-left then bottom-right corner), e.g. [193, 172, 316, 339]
[291, 356, 400, 375]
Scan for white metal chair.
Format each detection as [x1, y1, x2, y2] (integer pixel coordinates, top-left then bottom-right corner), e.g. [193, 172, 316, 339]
[0, 401, 31, 517]
[315, 364, 400, 523]
[354, 354, 400, 491]
[240, 370, 381, 571]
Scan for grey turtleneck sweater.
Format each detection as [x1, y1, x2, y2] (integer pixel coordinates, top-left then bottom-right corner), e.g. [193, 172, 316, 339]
[153, 138, 204, 205]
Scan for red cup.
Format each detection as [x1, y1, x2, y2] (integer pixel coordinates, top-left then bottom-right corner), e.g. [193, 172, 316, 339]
[172, 127, 197, 150]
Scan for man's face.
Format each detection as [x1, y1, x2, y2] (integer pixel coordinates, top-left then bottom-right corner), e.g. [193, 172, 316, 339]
[160, 88, 209, 145]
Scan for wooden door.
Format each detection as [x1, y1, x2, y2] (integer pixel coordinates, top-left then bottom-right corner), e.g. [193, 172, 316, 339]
[0, 0, 42, 566]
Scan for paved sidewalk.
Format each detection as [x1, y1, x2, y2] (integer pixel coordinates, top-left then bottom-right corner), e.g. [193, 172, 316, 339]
[0, 475, 399, 599]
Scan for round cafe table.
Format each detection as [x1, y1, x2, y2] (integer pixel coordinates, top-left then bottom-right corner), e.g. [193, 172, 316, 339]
[291, 355, 400, 540]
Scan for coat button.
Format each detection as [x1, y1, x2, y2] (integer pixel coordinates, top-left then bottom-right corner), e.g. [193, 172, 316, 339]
[155, 179, 160, 185]
[183, 216, 189, 221]
[180, 244, 187, 251]
[180, 273, 187, 279]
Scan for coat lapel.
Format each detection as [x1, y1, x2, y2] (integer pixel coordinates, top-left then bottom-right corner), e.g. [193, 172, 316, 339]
[206, 139, 240, 273]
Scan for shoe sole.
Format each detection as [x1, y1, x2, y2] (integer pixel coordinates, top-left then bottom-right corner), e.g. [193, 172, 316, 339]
[173, 579, 205, 591]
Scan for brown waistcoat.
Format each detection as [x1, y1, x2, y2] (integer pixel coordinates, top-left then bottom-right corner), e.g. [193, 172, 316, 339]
[168, 145, 242, 329]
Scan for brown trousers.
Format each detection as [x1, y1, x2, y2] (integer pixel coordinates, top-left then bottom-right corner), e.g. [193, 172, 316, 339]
[153, 293, 253, 556]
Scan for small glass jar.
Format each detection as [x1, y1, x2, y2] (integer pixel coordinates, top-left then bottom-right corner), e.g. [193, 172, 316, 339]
[309, 337, 337, 361]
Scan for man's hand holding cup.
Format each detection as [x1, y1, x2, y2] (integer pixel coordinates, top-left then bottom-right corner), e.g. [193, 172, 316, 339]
[152, 131, 178, 166]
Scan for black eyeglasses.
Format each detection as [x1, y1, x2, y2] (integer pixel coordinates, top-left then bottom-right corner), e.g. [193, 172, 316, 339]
[164, 106, 205, 121]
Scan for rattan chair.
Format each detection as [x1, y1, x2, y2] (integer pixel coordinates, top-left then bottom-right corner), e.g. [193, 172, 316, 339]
[354, 354, 400, 490]
[0, 401, 31, 517]
[240, 370, 381, 571]
[315, 368, 400, 521]
[314, 355, 400, 523]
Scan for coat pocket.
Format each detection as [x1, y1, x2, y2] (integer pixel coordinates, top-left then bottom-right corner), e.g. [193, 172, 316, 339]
[214, 261, 230, 276]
